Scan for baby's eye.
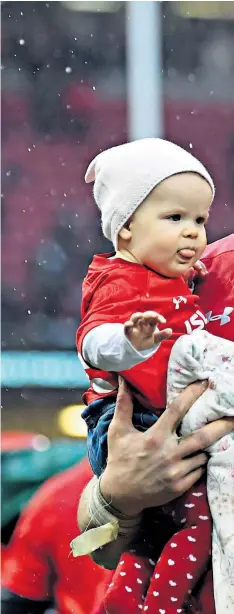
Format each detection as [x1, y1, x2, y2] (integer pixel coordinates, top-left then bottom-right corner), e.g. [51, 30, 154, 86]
[166, 214, 181, 222]
[196, 217, 206, 225]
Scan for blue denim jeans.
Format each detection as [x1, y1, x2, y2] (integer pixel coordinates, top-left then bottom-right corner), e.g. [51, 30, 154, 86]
[82, 398, 158, 477]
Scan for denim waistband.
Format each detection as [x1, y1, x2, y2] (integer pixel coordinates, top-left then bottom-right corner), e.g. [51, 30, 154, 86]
[82, 397, 158, 430]
[82, 399, 116, 428]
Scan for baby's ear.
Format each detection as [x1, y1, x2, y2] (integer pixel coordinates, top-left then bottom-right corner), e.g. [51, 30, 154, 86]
[119, 226, 132, 240]
[119, 219, 132, 241]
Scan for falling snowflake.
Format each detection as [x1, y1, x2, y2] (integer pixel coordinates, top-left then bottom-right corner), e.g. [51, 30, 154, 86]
[189, 143, 193, 149]
[65, 66, 72, 74]
[19, 39, 25, 46]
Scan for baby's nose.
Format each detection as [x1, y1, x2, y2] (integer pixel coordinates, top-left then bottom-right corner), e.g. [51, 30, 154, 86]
[182, 225, 198, 238]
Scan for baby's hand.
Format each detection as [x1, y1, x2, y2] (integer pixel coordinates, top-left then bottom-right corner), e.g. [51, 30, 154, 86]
[124, 311, 172, 351]
[184, 260, 208, 286]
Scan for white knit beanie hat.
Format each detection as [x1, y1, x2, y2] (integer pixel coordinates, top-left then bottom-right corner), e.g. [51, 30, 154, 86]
[85, 138, 215, 250]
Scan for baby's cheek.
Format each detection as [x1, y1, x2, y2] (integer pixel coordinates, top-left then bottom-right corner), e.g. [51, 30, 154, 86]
[198, 233, 207, 256]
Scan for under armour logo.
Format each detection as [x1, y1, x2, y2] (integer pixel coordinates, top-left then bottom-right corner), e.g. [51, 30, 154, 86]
[206, 306, 234, 326]
[173, 296, 188, 310]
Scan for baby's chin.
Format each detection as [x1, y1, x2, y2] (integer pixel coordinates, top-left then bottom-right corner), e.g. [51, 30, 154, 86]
[155, 263, 191, 279]
[144, 257, 192, 278]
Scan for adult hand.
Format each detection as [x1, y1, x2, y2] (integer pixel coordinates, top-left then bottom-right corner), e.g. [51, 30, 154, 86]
[100, 378, 234, 515]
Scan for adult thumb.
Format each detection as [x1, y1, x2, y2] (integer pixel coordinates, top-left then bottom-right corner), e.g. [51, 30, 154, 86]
[111, 377, 135, 432]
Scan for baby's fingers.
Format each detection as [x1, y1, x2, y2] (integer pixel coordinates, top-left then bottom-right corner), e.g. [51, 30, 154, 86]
[129, 312, 144, 325]
[153, 327, 172, 344]
[123, 320, 134, 335]
[193, 260, 208, 277]
[140, 311, 166, 325]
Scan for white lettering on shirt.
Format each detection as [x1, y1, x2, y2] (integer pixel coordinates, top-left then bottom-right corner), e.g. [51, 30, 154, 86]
[173, 296, 188, 310]
[206, 307, 234, 327]
[184, 310, 207, 334]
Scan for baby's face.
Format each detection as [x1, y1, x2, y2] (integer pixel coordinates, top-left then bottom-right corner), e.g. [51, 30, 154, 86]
[126, 172, 213, 278]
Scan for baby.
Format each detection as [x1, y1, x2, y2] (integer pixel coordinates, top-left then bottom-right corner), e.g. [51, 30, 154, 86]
[77, 137, 214, 458]
[75, 139, 234, 614]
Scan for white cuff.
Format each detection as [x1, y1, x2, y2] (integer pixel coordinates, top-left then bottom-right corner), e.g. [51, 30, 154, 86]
[82, 323, 160, 371]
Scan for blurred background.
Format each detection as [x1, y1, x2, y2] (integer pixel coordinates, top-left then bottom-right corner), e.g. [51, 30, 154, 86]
[1, 0, 234, 437]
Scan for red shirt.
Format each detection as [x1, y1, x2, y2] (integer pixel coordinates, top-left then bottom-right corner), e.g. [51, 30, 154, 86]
[200, 233, 234, 341]
[2, 459, 112, 614]
[77, 254, 205, 410]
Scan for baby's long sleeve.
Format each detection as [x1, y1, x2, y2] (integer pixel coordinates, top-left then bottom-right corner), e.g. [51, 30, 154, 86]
[82, 323, 160, 372]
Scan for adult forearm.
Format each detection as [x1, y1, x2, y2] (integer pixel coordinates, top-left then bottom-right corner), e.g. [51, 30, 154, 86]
[78, 476, 141, 569]
[90, 528, 135, 570]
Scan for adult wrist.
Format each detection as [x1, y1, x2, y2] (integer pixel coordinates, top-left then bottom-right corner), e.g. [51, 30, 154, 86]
[100, 470, 143, 517]
[71, 476, 142, 559]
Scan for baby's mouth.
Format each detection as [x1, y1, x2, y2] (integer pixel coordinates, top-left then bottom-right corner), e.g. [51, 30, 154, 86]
[177, 248, 196, 260]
